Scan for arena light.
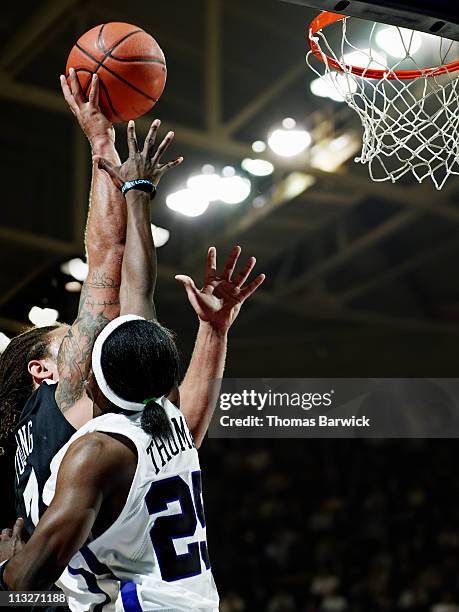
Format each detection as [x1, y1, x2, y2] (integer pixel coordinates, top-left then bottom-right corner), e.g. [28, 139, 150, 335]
[282, 117, 296, 129]
[219, 176, 252, 205]
[28, 306, 59, 327]
[282, 172, 316, 199]
[268, 128, 311, 157]
[343, 48, 387, 70]
[310, 73, 357, 102]
[151, 224, 170, 247]
[376, 27, 422, 58]
[0, 332, 10, 353]
[65, 281, 82, 293]
[252, 140, 267, 153]
[310, 133, 361, 173]
[187, 172, 222, 201]
[60, 258, 88, 282]
[222, 166, 236, 177]
[252, 195, 267, 208]
[241, 158, 274, 177]
[166, 188, 209, 217]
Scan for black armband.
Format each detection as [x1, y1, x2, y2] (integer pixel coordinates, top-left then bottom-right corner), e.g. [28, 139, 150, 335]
[121, 179, 156, 200]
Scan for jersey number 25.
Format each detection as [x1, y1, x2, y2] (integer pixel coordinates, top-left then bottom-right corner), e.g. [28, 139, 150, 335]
[146, 471, 210, 582]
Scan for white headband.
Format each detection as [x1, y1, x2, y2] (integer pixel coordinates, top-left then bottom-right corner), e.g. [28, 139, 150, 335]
[92, 314, 146, 412]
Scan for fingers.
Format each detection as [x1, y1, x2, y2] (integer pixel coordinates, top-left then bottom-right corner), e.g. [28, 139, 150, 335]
[239, 273, 266, 301]
[93, 156, 123, 189]
[222, 245, 241, 281]
[68, 67, 85, 106]
[59, 75, 79, 116]
[205, 247, 217, 285]
[88, 73, 99, 107]
[12, 518, 23, 539]
[160, 156, 184, 172]
[127, 120, 139, 158]
[1, 528, 12, 538]
[151, 131, 174, 165]
[143, 119, 161, 157]
[234, 256, 257, 288]
[175, 275, 199, 299]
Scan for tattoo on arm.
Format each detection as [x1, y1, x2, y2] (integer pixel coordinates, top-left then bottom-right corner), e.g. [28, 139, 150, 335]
[55, 272, 120, 413]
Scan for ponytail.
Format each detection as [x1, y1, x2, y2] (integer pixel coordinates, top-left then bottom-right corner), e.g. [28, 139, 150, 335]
[141, 399, 172, 438]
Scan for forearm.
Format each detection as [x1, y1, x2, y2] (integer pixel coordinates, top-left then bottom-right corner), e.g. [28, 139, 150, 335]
[179, 322, 228, 447]
[3, 514, 91, 591]
[120, 190, 157, 319]
[4, 541, 65, 591]
[86, 138, 126, 269]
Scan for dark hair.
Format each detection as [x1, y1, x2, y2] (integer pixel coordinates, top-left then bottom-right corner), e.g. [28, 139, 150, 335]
[101, 320, 180, 437]
[0, 325, 59, 448]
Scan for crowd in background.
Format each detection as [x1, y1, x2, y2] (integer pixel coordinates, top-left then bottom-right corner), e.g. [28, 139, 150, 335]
[203, 439, 459, 612]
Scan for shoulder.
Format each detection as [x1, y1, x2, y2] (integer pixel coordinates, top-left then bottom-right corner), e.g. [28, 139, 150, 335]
[59, 431, 137, 490]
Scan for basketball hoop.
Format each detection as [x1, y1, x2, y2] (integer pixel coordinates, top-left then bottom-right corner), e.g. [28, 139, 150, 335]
[306, 11, 459, 189]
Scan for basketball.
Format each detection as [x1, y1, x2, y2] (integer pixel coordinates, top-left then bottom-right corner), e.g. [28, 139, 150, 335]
[66, 22, 167, 123]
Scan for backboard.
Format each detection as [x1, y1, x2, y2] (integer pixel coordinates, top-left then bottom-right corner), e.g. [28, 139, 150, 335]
[279, 0, 459, 42]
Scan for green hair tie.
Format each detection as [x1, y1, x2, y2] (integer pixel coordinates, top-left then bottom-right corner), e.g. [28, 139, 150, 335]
[143, 396, 158, 405]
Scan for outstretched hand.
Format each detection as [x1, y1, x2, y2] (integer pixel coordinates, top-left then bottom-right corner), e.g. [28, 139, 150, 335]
[0, 518, 24, 562]
[60, 68, 114, 148]
[176, 246, 265, 334]
[93, 119, 183, 191]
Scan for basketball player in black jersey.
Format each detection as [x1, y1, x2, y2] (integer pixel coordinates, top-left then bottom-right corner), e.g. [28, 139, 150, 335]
[0, 117, 264, 601]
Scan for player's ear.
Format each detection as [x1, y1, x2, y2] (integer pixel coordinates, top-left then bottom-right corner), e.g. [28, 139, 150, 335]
[28, 359, 55, 386]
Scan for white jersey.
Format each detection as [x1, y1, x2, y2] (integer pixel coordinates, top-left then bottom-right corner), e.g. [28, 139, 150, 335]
[43, 398, 219, 612]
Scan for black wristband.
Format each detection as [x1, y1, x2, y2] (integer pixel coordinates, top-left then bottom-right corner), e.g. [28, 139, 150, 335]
[0, 560, 9, 590]
[121, 179, 156, 200]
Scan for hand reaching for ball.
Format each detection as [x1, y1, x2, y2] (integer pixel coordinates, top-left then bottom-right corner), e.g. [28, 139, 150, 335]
[93, 119, 183, 191]
[60, 68, 115, 151]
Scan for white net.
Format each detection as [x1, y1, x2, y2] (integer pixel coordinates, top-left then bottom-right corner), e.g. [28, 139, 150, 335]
[306, 16, 459, 189]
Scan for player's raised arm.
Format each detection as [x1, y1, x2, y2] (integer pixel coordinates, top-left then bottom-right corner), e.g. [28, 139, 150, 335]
[94, 119, 183, 319]
[55, 70, 127, 426]
[176, 246, 265, 447]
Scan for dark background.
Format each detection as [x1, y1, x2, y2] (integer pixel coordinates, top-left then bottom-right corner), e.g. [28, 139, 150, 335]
[1, 0, 459, 610]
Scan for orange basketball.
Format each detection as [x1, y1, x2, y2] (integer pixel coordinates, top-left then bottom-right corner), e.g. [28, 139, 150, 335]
[66, 22, 167, 123]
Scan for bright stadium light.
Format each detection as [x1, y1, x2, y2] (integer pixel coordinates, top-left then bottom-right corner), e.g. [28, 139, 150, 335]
[65, 281, 82, 293]
[344, 48, 387, 70]
[166, 189, 209, 217]
[282, 117, 296, 129]
[310, 73, 358, 102]
[151, 224, 170, 247]
[241, 158, 274, 177]
[376, 27, 422, 58]
[268, 128, 311, 157]
[252, 195, 267, 208]
[187, 172, 222, 201]
[252, 140, 267, 153]
[28, 306, 59, 327]
[219, 176, 251, 204]
[60, 258, 88, 282]
[310, 133, 361, 173]
[0, 332, 10, 353]
[222, 166, 236, 177]
[282, 172, 316, 199]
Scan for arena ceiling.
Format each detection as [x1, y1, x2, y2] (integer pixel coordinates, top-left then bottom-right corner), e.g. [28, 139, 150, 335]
[1, 0, 459, 375]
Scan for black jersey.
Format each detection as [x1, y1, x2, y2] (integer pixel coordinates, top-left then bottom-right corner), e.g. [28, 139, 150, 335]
[14, 381, 76, 538]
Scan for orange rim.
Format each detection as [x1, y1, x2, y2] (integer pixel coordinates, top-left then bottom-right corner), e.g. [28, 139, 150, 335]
[308, 11, 459, 80]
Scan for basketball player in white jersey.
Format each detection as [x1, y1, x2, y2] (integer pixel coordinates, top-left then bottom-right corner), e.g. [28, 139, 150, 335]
[0, 119, 265, 610]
